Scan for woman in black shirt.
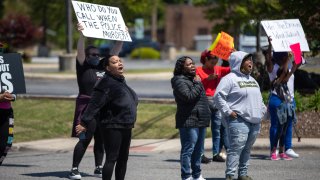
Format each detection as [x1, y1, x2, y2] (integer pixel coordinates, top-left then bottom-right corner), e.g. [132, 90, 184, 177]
[76, 54, 138, 180]
[69, 23, 123, 179]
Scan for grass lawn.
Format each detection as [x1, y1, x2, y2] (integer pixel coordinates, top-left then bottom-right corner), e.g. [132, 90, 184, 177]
[12, 98, 178, 143]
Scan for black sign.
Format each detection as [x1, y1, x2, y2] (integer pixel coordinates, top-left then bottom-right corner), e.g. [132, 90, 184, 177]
[0, 53, 26, 94]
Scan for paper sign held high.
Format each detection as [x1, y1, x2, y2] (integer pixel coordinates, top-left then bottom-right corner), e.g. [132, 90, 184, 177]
[261, 19, 309, 52]
[71, 0, 131, 41]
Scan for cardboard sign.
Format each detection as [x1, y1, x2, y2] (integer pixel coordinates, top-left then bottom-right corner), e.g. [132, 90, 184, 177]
[261, 19, 309, 52]
[71, 0, 132, 42]
[0, 53, 26, 94]
[208, 32, 221, 51]
[290, 43, 302, 64]
[210, 31, 234, 60]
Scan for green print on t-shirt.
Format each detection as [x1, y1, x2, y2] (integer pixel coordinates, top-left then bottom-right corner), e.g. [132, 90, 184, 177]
[237, 81, 259, 88]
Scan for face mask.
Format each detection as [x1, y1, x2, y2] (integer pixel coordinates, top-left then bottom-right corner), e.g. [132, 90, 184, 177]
[87, 57, 100, 66]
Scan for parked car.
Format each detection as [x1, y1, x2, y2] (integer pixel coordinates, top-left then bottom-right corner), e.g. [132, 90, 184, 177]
[119, 36, 160, 57]
[99, 36, 160, 57]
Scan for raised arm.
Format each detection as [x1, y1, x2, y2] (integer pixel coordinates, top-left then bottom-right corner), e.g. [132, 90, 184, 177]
[265, 36, 274, 73]
[283, 55, 301, 82]
[109, 41, 123, 56]
[76, 23, 86, 65]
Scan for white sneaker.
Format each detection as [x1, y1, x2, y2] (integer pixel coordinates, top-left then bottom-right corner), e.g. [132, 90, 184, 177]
[285, 149, 299, 158]
[193, 175, 206, 180]
[184, 177, 192, 180]
[219, 152, 227, 160]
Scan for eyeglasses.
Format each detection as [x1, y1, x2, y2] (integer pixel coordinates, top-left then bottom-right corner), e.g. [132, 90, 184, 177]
[88, 53, 100, 57]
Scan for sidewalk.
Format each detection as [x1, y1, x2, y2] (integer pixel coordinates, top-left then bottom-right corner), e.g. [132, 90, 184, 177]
[12, 137, 320, 153]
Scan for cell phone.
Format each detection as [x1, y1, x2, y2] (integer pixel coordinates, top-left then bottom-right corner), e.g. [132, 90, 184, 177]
[79, 132, 86, 140]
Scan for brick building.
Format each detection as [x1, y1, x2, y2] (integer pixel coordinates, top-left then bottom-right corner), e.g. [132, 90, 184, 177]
[165, 4, 220, 50]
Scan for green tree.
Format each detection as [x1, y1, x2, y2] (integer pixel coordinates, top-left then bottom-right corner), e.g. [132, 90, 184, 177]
[197, 0, 280, 50]
[278, 0, 320, 55]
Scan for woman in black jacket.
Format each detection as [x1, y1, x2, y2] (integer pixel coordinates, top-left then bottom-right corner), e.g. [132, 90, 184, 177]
[76, 55, 138, 180]
[171, 56, 211, 180]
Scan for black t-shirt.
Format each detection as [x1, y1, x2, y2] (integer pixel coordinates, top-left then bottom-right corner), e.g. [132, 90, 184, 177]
[76, 59, 105, 96]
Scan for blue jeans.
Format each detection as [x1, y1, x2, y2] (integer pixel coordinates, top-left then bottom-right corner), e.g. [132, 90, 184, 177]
[179, 127, 206, 180]
[211, 111, 228, 155]
[269, 94, 295, 151]
[225, 116, 260, 177]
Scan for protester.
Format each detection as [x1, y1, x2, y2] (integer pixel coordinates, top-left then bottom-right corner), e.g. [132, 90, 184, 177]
[196, 50, 230, 163]
[265, 37, 301, 160]
[75, 52, 138, 180]
[0, 89, 15, 166]
[69, 23, 123, 179]
[214, 51, 267, 180]
[171, 56, 210, 180]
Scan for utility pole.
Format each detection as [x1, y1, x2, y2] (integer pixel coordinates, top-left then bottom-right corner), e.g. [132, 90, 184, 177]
[66, 0, 72, 53]
[151, 0, 158, 42]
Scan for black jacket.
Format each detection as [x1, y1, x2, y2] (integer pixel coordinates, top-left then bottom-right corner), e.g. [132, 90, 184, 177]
[81, 72, 138, 129]
[171, 74, 210, 128]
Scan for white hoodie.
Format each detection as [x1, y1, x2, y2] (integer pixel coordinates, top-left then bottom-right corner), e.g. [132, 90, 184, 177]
[213, 51, 267, 124]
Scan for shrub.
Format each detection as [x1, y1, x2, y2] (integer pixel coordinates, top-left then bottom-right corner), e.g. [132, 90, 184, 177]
[130, 47, 160, 60]
[308, 89, 320, 111]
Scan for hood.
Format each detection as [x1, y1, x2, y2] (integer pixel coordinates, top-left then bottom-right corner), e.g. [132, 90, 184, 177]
[229, 51, 251, 75]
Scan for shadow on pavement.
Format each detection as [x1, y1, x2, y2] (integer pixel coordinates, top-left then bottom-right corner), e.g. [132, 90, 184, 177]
[164, 159, 180, 163]
[22, 171, 92, 178]
[2, 164, 35, 167]
[250, 153, 270, 160]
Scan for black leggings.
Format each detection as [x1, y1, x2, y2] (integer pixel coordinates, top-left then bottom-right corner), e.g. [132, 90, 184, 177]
[101, 128, 132, 180]
[72, 120, 104, 168]
[0, 108, 14, 166]
[273, 121, 289, 152]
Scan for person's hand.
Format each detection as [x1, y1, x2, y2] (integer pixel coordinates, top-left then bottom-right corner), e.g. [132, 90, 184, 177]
[77, 23, 84, 35]
[194, 75, 201, 82]
[267, 36, 272, 46]
[230, 111, 237, 119]
[3, 91, 14, 101]
[0, 91, 14, 102]
[207, 74, 218, 80]
[75, 124, 87, 136]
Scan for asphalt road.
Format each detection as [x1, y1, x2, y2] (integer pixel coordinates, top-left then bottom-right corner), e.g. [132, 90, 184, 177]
[25, 78, 173, 98]
[1, 149, 319, 180]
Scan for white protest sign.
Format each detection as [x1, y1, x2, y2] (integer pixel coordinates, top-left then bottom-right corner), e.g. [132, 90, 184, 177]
[71, 0, 132, 42]
[261, 19, 309, 52]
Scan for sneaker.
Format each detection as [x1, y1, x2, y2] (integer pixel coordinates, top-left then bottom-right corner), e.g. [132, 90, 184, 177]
[279, 153, 293, 160]
[94, 165, 102, 177]
[201, 155, 211, 164]
[193, 175, 206, 180]
[69, 167, 81, 180]
[226, 175, 233, 180]
[212, 154, 225, 162]
[285, 149, 299, 158]
[237, 175, 253, 180]
[270, 152, 279, 161]
[219, 152, 227, 160]
[184, 177, 192, 180]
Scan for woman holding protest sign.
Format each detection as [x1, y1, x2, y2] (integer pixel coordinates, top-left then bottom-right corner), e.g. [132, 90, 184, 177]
[196, 49, 230, 164]
[265, 37, 301, 160]
[0, 89, 16, 166]
[69, 22, 124, 179]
